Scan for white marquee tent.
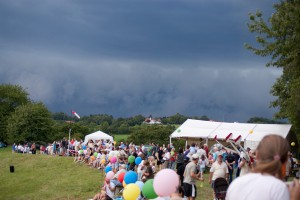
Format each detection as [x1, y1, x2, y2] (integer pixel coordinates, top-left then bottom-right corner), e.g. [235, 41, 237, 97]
[84, 130, 113, 144]
[170, 119, 292, 149]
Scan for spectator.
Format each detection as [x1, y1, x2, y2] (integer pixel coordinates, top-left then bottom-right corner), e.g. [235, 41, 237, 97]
[198, 154, 207, 181]
[176, 147, 185, 170]
[203, 143, 209, 157]
[111, 164, 127, 186]
[157, 146, 164, 170]
[183, 154, 203, 200]
[102, 178, 115, 200]
[169, 148, 177, 169]
[239, 152, 250, 176]
[31, 143, 36, 154]
[197, 145, 206, 159]
[209, 152, 229, 200]
[162, 148, 170, 169]
[225, 151, 235, 183]
[226, 134, 300, 200]
[189, 143, 196, 154]
[177, 157, 190, 186]
[141, 160, 154, 182]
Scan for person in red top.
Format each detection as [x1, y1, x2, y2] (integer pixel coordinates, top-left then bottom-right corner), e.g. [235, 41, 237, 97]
[204, 144, 209, 157]
[169, 148, 177, 169]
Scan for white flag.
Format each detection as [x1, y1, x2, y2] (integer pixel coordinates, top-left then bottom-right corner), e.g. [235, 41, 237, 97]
[72, 111, 80, 119]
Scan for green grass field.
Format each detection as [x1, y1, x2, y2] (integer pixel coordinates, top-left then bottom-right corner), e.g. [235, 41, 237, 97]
[0, 147, 214, 200]
[113, 134, 130, 142]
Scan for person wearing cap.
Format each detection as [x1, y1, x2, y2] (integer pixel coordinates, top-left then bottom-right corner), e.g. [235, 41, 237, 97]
[209, 152, 229, 200]
[183, 153, 203, 200]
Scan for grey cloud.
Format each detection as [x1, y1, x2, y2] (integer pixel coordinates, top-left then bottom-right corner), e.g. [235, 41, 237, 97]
[0, 0, 279, 122]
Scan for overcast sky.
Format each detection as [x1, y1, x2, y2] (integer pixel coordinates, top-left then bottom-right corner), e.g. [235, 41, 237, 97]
[0, 0, 280, 122]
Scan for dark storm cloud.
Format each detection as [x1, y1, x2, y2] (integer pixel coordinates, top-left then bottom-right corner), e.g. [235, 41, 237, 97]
[0, 0, 279, 122]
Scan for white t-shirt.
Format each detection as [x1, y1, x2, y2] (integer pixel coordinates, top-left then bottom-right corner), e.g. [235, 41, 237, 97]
[210, 161, 228, 181]
[105, 182, 115, 199]
[226, 173, 289, 200]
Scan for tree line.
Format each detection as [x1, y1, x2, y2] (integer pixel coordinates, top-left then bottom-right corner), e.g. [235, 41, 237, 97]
[0, 84, 287, 146]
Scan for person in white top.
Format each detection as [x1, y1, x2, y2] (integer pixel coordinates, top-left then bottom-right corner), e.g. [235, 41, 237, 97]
[226, 134, 300, 200]
[209, 152, 229, 200]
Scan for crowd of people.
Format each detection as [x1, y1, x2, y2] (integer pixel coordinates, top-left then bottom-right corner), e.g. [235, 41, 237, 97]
[12, 135, 300, 200]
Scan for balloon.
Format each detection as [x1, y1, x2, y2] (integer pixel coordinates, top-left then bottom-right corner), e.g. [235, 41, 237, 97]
[106, 171, 115, 180]
[105, 166, 112, 173]
[90, 156, 95, 161]
[113, 141, 117, 145]
[123, 184, 140, 200]
[84, 150, 87, 154]
[124, 171, 138, 184]
[94, 152, 98, 157]
[249, 130, 253, 134]
[123, 180, 127, 187]
[110, 156, 117, 163]
[153, 169, 179, 196]
[82, 145, 86, 150]
[135, 157, 142, 165]
[118, 172, 126, 183]
[142, 179, 157, 199]
[177, 129, 181, 133]
[79, 150, 84, 154]
[135, 181, 144, 192]
[128, 155, 135, 164]
[291, 142, 295, 147]
[101, 159, 106, 164]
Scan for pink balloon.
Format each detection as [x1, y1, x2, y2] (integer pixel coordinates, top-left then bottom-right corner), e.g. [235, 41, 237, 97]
[153, 169, 179, 196]
[110, 156, 117, 163]
[106, 171, 115, 180]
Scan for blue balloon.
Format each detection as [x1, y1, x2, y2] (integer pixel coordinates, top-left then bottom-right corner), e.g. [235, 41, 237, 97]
[135, 157, 142, 165]
[124, 171, 138, 184]
[135, 180, 144, 191]
[105, 166, 112, 173]
[82, 145, 86, 150]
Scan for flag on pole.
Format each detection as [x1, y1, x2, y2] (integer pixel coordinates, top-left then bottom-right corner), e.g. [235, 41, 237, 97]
[72, 111, 80, 119]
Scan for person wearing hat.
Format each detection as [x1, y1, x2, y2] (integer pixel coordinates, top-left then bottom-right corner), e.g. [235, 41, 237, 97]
[183, 153, 203, 200]
[209, 152, 229, 200]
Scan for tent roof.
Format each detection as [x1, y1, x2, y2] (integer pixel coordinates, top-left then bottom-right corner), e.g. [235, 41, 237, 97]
[84, 130, 113, 144]
[170, 119, 292, 142]
[171, 119, 221, 139]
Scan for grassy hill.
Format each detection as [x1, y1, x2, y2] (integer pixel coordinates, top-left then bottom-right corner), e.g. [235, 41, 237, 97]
[0, 147, 103, 200]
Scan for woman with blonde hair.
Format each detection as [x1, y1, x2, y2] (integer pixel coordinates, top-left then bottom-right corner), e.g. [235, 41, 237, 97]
[226, 134, 300, 200]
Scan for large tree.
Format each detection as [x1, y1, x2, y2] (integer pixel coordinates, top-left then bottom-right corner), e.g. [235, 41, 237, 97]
[6, 102, 54, 144]
[0, 84, 31, 142]
[246, 0, 300, 133]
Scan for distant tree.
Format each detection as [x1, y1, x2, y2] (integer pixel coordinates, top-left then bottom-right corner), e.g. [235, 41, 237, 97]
[6, 102, 54, 144]
[247, 117, 285, 124]
[127, 115, 145, 126]
[51, 121, 90, 142]
[192, 115, 210, 121]
[246, 1, 300, 133]
[128, 124, 175, 145]
[52, 112, 69, 121]
[0, 84, 31, 142]
[161, 113, 188, 124]
[99, 121, 110, 133]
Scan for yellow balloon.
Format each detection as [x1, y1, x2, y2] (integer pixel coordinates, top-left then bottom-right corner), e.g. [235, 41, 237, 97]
[101, 159, 106, 164]
[291, 142, 295, 147]
[123, 180, 127, 187]
[123, 184, 140, 200]
[249, 130, 253, 134]
[113, 141, 117, 145]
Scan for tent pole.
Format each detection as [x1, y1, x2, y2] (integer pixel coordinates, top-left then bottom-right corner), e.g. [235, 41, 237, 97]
[169, 137, 172, 145]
